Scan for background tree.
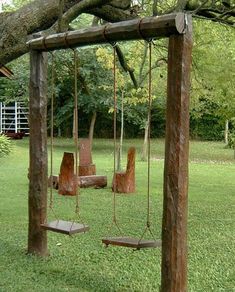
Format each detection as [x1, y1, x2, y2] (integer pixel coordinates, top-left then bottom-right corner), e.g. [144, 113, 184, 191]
[1, 0, 235, 144]
[0, 0, 234, 66]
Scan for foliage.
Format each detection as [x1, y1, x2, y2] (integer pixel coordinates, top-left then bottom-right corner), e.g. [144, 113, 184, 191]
[44, 48, 115, 136]
[0, 55, 29, 103]
[1, 10, 235, 141]
[0, 134, 12, 157]
[191, 19, 235, 127]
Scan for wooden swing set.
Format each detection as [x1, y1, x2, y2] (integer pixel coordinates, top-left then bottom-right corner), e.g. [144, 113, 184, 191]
[27, 13, 192, 292]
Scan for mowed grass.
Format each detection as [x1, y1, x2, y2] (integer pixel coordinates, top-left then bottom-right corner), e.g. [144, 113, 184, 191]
[0, 138, 234, 292]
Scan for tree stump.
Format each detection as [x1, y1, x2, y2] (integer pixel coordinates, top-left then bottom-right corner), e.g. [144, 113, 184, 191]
[112, 147, 136, 193]
[58, 152, 77, 196]
[79, 164, 96, 176]
[79, 139, 96, 176]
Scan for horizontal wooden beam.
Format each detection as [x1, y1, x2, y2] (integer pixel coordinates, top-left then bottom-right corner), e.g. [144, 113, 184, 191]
[27, 13, 187, 51]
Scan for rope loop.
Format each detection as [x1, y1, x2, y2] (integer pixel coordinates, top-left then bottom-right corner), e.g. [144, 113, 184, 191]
[42, 37, 48, 50]
[63, 32, 72, 49]
[103, 24, 117, 47]
[137, 18, 152, 43]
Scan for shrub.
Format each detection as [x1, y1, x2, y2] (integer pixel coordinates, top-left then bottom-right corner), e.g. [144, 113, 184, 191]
[0, 134, 12, 157]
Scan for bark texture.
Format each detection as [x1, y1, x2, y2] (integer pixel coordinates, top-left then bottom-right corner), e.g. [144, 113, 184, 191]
[58, 152, 78, 196]
[112, 147, 135, 193]
[0, 0, 133, 65]
[28, 50, 48, 256]
[161, 15, 193, 292]
[1, 0, 234, 65]
[48, 174, 107, 188]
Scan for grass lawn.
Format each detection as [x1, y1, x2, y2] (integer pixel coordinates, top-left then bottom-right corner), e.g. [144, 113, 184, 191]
[0, 138, 234, 291]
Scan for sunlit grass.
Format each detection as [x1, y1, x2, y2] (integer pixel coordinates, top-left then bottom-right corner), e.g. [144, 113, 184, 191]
[0, 138, 234, 291]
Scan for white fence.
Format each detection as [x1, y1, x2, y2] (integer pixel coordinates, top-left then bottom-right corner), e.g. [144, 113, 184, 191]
[0, 102, 29, 134]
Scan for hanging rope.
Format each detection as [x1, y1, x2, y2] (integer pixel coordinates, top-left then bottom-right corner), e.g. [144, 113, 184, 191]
[107, 43, 122, 236]
[138, 40, 157, 243]
[147, 41, 152, 229]
[73, 49, 80, 216]
[49, 53, 55, 210]
[46, 52, 59, 222]
[113, 45, 117, 224]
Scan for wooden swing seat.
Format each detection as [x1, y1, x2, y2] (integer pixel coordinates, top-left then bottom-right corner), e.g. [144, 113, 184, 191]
[102, 237, 161, 249]
[41, 220, 89, 235]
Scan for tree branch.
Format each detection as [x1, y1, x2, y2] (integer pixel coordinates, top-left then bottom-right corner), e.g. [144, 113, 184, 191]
[59, 0, 113, 31]
[0, 0, 133, 65]
[115, 45, 138, 88]
[88, 4, 136, 22]
[139, 57, 167, 86]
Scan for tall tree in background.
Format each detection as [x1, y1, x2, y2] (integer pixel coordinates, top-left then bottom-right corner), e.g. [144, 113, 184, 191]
[0, 0, 234, 66]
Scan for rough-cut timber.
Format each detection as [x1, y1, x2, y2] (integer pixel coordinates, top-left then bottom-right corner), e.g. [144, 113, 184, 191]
[28, 50, 48, 256]
[79, 138, 96, 176]
[79, 139, 93, 165]
[0, 0, 135, 66]
[48, 174, 107, 189]
[102, 237, 161, 249]
[27, 13, 186, 51]
[58, 152, 77, 196]
[112, 147, 135, 193]
[79, 175, 107, 188]
[41, 220, 89, 235]
[79, 164, 96, 176]
[161, 15, 193, 292]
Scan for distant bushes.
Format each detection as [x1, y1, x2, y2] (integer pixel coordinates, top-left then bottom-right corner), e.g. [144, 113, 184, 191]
[0, 134, 12, 157]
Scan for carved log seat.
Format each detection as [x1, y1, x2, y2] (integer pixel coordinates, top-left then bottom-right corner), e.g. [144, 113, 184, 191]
[58, 152, 77, 196]
[79, 138, 96, 176]
[57, 147, 107, 193]
[112, 147, 136, 193]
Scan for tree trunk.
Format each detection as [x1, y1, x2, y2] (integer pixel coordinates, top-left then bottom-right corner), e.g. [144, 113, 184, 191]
[73, 108, 76, 141]
[225, 119, 229, 144]
[28, 49, 48, 256]
[117, 90, 124, 171]
[0, 0, 134, 66]
[89, 111, 97, 148]
[161, 16, 193, 292]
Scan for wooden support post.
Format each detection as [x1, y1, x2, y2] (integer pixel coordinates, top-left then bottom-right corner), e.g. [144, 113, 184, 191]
[161, 16, 193, 292]
[28, 49, 48, 256]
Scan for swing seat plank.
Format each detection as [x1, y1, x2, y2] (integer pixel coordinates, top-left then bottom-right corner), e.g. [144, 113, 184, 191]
[41, 220, 89, 235]
[102, 237, 161, 249]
